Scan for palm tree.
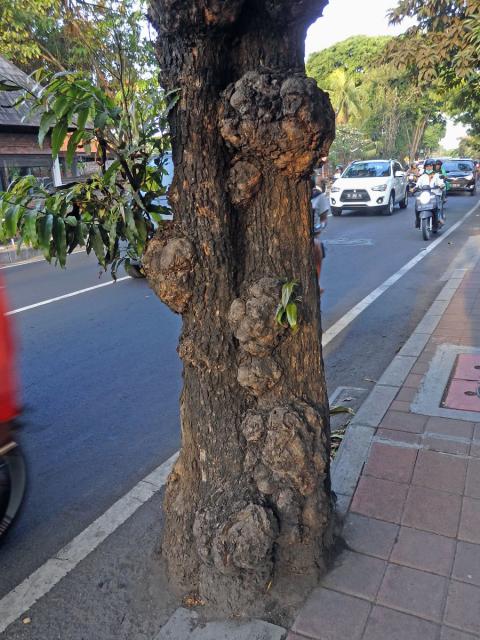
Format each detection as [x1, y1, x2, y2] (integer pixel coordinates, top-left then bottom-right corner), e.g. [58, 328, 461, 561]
[325, 68, 363, 125]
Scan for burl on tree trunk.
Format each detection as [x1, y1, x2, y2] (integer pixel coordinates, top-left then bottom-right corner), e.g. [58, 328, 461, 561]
[146, 0, 336, 618]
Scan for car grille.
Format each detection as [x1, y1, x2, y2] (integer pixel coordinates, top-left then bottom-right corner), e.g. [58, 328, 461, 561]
[340, 189, 371, 202]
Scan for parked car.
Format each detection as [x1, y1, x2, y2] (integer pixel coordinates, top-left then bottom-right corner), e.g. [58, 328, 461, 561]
[438, 158, 477, 195]
[329, 159, 408, 216]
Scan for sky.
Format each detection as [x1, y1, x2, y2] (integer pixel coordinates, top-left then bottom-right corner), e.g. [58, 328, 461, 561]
[305, 0, 467, 149]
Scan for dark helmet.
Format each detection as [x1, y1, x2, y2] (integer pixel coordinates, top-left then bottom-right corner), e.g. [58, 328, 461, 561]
[434, 159, 442, 166]
[424, 159, 435, 167]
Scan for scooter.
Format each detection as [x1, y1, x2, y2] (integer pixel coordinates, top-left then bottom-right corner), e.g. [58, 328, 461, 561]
[407, 173, 418, 194]
[0, 434, 26, 538]
[415, 185, 444, 241]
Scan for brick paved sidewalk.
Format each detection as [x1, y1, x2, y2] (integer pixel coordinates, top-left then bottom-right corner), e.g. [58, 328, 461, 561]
[289, 262, 480, 640]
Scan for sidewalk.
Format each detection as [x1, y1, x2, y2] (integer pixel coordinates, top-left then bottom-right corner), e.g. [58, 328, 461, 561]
[289, 261, 480, 638]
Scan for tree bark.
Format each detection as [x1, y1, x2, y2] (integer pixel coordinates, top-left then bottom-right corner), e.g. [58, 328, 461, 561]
[146, 0, 335, 618]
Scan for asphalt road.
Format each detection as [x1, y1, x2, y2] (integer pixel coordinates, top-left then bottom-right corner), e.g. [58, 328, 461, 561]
[0, 190, 479, 601]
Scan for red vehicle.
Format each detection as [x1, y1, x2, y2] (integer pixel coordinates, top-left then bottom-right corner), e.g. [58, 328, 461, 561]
[0, 275, 26, 538]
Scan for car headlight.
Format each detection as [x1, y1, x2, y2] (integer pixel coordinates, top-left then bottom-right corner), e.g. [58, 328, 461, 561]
[371, 184, 388, 191]
[330, 186, 341, 193]
[419, 191, 431, 205]
[465, 173, 474, 180]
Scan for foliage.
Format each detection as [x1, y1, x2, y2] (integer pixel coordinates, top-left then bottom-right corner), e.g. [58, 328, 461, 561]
[307, 34, 446, 163]
[386, 0, 480, 132]
[306, 35, 391, 87]
[275, 281, 300, 333]
[457, 135, 480, 158]
[0, 70, 176, 275]
[0, 0, 156, 80]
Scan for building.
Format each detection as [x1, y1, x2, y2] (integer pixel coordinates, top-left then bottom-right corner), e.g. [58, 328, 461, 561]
[0, 55, 94, 191]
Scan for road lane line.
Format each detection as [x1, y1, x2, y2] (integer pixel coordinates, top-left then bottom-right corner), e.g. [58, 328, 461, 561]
[6, 276, 131, 316]
[322, 200, 480, 347]
[0, 452, 178, 634]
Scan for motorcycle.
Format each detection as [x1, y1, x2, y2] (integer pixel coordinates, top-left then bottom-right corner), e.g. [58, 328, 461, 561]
[407, 173, 418, 194]
[415, 185, 444, 241]
[0, 432, 26, 538]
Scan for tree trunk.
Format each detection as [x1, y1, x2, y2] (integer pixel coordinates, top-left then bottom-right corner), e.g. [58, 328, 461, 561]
[146, 0, 335, 618]
[410, 115, 428, 162]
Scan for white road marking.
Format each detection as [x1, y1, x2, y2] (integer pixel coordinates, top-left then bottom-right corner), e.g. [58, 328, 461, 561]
[6, 277, 131, 316]
[0, 452, 178, 634]
[322, 200, 480, 347]
[0, 248, 86, 270]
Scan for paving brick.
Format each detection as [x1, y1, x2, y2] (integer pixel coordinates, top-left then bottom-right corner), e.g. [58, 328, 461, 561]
[381, 411, 427, 434]
[470, 441, 480, 458]
[343, 514, 398, 560]
[362, 606, 438, 640]
[445, 581, 480, 636]
[425, 417, 474, 439]
[377, 564, 447, 622]
[441, 628, 479, 640]
[351, 476, 408, 524]
[364, 443, 417, 484]
[292, 588, 370, 640]
[452, 541, 480, 586]
[465, 459, 480, 499]
[390, 400, 412, 413]
[375, 429, 421, 446]
[412, 450, 467, 495]
[459, 497, 480, 544]
[402, 486, 462, 537]
[396, 387, 417, 402]
[390, 527, 455, 576]
[322, 550, 385, 601]
[411, 361, 430, 375]
[424, 434, 470, 456]
[404, 373, 424, 388]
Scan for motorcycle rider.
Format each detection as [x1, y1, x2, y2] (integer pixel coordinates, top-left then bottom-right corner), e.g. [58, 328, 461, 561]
[333, 165, 343, 180]
[434, 159, 449, 202]
[415, 160, 445, 228]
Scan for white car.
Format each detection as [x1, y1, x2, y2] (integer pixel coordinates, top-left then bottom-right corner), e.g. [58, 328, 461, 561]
[329, 159, 409, 216]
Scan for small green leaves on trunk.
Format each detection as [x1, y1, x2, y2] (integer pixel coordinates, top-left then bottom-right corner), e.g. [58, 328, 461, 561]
[275, 280, 300, 333]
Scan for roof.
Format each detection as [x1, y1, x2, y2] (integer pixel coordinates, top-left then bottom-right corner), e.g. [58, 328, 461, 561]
[0, 56, 42, 128]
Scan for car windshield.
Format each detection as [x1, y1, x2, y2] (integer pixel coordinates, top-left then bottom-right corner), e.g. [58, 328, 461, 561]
[443, 160, 474, 173]
[343, 162, 391, 178]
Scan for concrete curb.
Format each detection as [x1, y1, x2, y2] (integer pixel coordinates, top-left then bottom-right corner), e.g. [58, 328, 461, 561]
[330, 266, 469, 516]
[155, 608, 286, 640]
[0, 245, 44, 265]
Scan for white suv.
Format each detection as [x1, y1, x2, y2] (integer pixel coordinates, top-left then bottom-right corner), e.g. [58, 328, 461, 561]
[330, 159, 408, 216]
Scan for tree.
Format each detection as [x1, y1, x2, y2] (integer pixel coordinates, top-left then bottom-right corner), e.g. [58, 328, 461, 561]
[0, 0, 156, 79]
[324, 68, 363, 125]
[306, 35, 391, 85]
[144, 0, 335, 616]
[1, 0, 335, 617]
[387, 0, 480, 132]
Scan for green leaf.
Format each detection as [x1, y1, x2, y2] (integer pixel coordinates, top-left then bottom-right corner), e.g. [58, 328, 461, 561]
[22, 210, 38, 245]
[4, 204, 21, 237]
[89, 226, 105, 266]
[38, 110, 57, 148]
[76, 106, 90, 132]
[53, 216, 67, 267]
[275, 304, 286, 326]
[285, 302, 298, 332]
[0, 80, 22, 91]
[38, 213, 53, 250]
[64, 216, 78, 226]
[51, 118, 68, 159]
[282, 281, 296, 308]
[94, 111, 109, 130]
[66, 128, 84, 166]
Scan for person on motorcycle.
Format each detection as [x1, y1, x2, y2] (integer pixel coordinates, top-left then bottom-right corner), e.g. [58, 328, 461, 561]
[0, 275, 18, 453]
[311, 176, 329, 294]
[333, 165, 343, 179]
[415, 160, 445, 228]
[434, 159, 449, 201]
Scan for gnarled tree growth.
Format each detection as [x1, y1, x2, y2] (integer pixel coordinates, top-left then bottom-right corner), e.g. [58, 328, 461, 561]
[147, 0, 335, 617]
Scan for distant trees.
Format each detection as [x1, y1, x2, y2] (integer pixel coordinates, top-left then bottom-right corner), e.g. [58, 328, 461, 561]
[306, 35, 445, 165]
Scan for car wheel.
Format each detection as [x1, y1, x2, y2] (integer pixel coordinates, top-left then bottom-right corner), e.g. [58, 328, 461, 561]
[399, 189, 408, 209]
[383, 192, 395, 215]
[331, 207, 342, 216]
